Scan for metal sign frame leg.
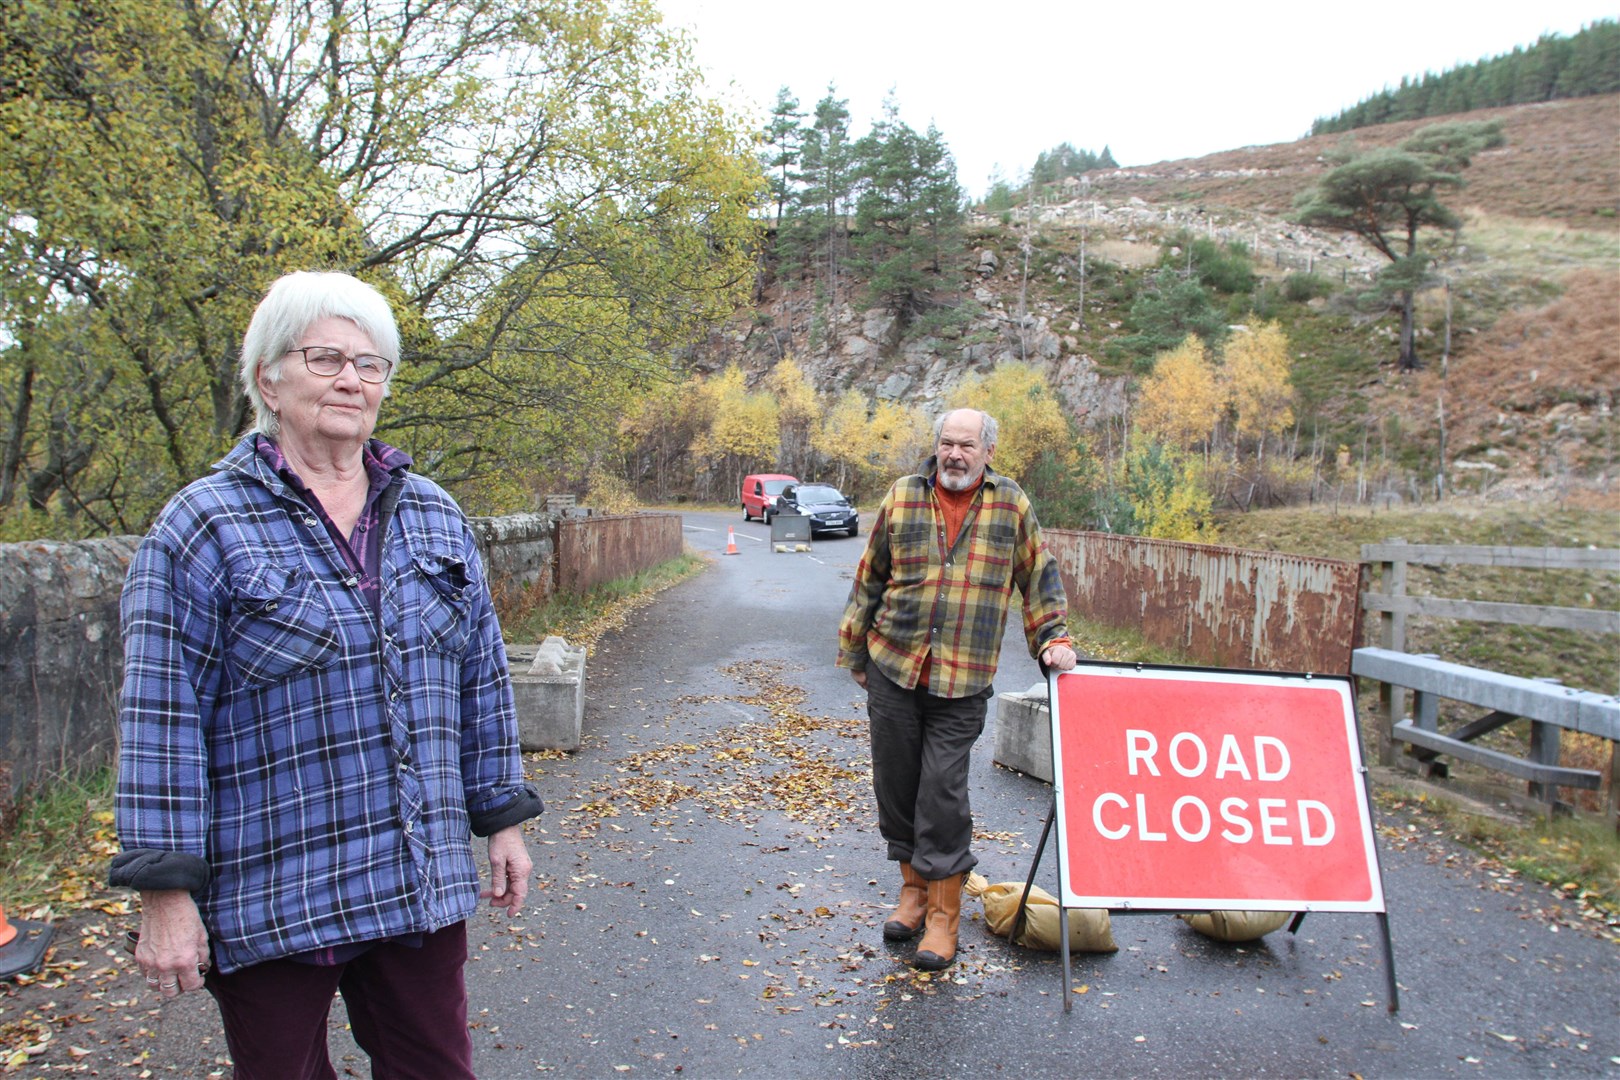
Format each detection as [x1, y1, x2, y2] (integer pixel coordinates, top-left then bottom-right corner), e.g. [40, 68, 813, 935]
[1376, 911, 1399, 1012]
[1357, 756, 1401, 1012]
[1010, 794, 1077, 1012]
[1284, 770, 1399, 1012]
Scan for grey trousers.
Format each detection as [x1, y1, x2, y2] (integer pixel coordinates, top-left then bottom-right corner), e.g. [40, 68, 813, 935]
[865, 665, 993, 879]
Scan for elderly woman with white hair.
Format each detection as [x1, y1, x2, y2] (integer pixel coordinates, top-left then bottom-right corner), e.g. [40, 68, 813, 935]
[110, 270, 540, 1078]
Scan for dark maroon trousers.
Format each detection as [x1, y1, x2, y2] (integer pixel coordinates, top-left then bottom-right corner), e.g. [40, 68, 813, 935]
[203, 921, 474, 1080]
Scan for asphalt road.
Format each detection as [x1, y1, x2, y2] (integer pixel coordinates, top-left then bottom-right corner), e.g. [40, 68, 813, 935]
[7, 508, 1617, 1077]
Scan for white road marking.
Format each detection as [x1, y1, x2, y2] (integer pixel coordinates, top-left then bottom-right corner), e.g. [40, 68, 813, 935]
[682, 523, 765, 542]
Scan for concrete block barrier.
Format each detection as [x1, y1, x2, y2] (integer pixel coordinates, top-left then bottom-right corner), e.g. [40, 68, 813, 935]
[507, 636, 587, 752]
[993, 682, 1053, 783]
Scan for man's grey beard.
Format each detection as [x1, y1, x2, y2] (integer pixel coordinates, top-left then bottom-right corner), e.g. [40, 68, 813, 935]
[938, 465, 983, 492]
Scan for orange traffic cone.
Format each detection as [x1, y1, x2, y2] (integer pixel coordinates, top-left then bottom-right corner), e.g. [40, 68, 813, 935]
[0, 902, 54, 980]
[724, 527, 740, 555]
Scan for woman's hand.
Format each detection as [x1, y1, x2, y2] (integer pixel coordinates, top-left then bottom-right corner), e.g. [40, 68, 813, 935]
[136, 890, 210, 998]
[481, 825, 533, 917]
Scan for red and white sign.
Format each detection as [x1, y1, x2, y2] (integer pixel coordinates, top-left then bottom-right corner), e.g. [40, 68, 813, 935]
[1049, 663, 1384, 913]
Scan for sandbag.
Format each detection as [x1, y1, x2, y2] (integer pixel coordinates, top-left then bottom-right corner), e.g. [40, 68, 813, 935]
[1178, 910, 1292, 942]
[965, 872, 1117, 953]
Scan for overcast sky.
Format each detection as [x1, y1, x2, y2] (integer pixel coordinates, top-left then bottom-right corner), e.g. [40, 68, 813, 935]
[657, 0, 1614, 197]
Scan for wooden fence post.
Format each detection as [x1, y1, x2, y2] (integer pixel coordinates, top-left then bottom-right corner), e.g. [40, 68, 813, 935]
[1527, 719, 1564, 810]
[1375, 541, 1409, 767]
[1356, 541, 1618, 818]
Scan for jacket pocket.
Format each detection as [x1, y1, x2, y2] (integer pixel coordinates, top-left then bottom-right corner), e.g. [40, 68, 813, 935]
[225, 564, 339, 685]
[966, 522, 1017, 587]
[890, 522, 936, 585]
[413, 553, 472, 654]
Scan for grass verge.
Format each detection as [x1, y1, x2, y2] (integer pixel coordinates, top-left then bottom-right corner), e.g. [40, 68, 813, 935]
[1068, 615, 1194, 666]
[498, 550, 708, 651]
[1216, 500, 1617, 703]
[1375, 780, 1619, 940]
[0, 768, 120, 919]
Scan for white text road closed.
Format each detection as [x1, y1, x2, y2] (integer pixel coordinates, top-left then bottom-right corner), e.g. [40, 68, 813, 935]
[1049, 664, 1384, 913]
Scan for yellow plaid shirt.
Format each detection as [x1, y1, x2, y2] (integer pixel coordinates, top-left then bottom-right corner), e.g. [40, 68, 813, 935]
[837, 462, 1069, 698]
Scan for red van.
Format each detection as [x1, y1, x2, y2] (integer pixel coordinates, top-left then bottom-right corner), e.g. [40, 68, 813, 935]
[740, 473, 798, 523]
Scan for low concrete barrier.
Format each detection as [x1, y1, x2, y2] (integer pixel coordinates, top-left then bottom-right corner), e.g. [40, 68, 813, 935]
[994, 683, 1054, 783]
[507, 638, 587, 752]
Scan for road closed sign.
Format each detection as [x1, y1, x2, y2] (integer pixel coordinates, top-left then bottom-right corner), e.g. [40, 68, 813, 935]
[1049, 663, 1384, 913]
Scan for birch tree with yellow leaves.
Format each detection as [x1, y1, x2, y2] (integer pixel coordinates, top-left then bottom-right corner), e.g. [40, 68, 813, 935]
[1217, 321, 1299, 507]
[690, 368, 779, 500]
[1133, 336, 1223, 452]
[1220, 322, 1296, 457]
[1132, 325, 1298, 512]
[813, 390, 929, 497]
[765, 358, 823, 480]
[948, 362, 1077, 480]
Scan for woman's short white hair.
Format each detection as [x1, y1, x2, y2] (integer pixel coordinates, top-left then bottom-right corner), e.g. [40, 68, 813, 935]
[239, 271, 401, 436]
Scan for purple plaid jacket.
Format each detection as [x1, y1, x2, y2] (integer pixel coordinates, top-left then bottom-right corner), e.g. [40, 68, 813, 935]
[112, 434, 537, 973]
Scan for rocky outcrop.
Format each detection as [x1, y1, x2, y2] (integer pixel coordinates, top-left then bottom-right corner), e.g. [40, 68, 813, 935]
[722, 259, 1134, 423]
[699, 185, 1397, 427]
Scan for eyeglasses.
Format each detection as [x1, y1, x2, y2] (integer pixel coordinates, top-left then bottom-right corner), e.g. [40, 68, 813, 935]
[285, 347, 393, 384]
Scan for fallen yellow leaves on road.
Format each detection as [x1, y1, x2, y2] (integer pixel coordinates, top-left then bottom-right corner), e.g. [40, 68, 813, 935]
[555, 660, 869, 842]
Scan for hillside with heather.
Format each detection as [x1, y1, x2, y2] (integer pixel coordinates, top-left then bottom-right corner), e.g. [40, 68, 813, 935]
[1090, 95, 1619, 232]
[672, 93, 1617, 518]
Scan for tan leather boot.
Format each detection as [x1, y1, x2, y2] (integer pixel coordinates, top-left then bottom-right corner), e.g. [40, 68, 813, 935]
[882, 862, 927, 941]
[912, 872, 965, 970]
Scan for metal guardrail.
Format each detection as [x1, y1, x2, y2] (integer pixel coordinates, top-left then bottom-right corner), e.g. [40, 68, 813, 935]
[1353, 646, 1618, 795]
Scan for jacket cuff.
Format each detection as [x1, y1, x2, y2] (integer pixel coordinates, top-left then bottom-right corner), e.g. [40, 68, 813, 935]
[108, 850, 212, 892]
[471, 784, 544, 837]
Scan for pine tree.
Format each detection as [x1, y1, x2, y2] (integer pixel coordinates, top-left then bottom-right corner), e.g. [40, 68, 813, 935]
[848, 99, 963, 328]
[1294, 120, 1503, 370]
[915, 124, 963, 276]
[762, 87, 804, 232]
[1311, 19, 1617, 131]
[1556, 21, 1620, 96]
[1028, 141, 1112, 191]
[789, 88, 854, 319]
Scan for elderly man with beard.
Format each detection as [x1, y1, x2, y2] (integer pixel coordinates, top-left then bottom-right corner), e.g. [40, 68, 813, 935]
[837, 408, 1077, 971]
